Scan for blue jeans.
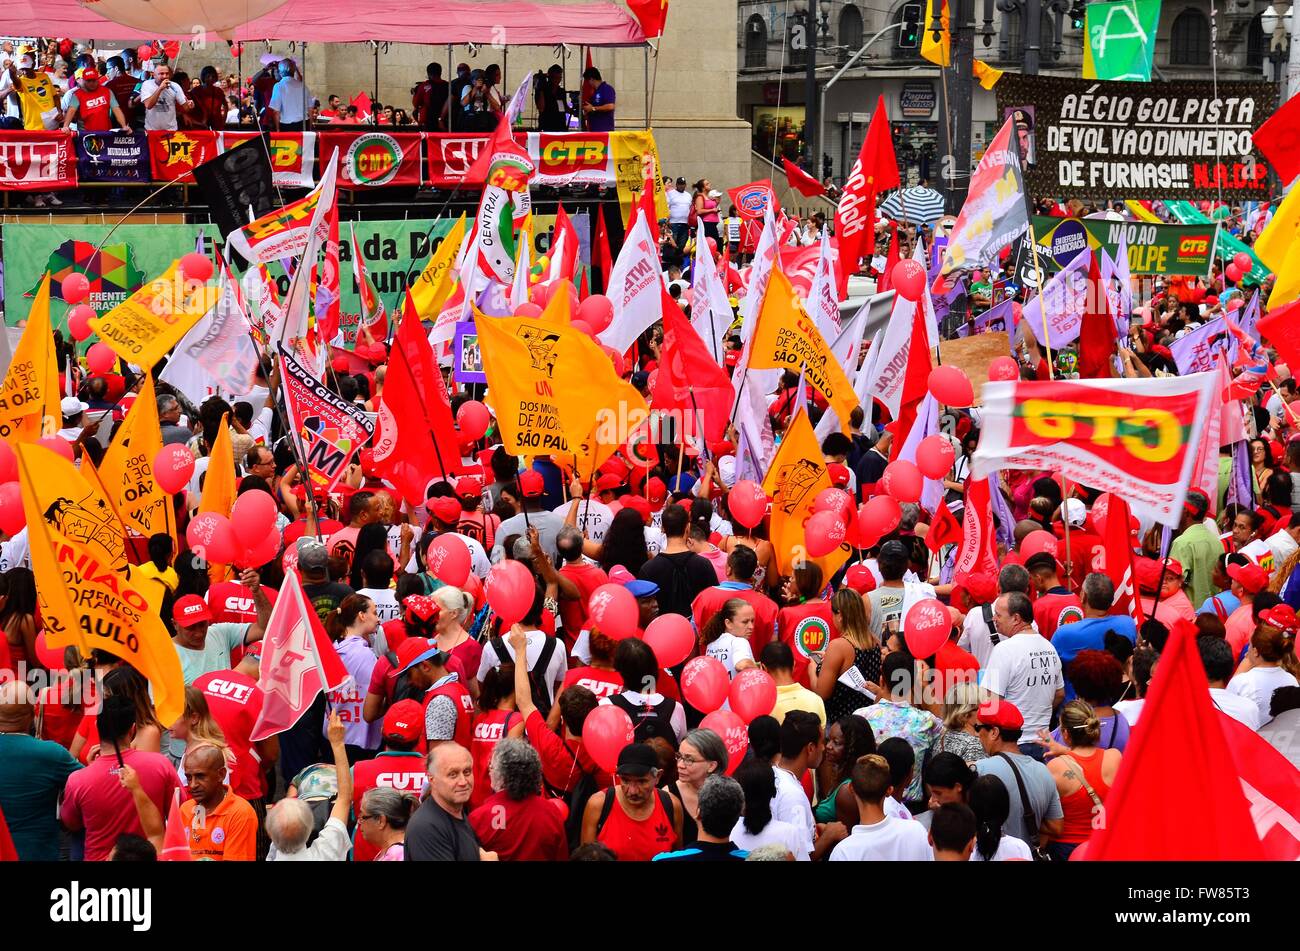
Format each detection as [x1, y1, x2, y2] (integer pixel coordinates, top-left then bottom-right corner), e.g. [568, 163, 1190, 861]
[1018, 742, 1045, 762]
[670, 222, 689, 250]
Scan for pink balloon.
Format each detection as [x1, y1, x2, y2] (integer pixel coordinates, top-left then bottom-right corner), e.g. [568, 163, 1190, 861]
[241, 530, 281, 569]
[1226, 263, 1243, 283]
[38, 437, 75, 462]
[891, 259, 926, 302]
[728, 479, 768, 529]
[153, 444, 195, 494]
[577, 294, 614, 334]
[644, 613, 695, 668]
[916, 435, 956, 480]
[989, 356, 1020, 382]
[928, 365, 974, 407]
[61, 271, 90, 305]
[805, 509, 848, 558]
[186, 512, 239, 564]
[727, 668, 777, 723]
[1233, 251, 1252, 272]
[0, 441, 15, 485]
[427, 534, 472, 588]
[180, 252, 214, 283]
[230, 489, 278, 550]
[681, 655, 730, 713]
[1021, 529, 1059, 561]
[813, 487, 854, 521]
[700, 710, 749, 774]
[0, 482, 23, 535]
[882, 460, 923, 503]
[87, 342, 117, 375]
[582, 705, 635, 774]
[904, 597, 952, 659]
[860, 495, 901, 540]
[456, 400, 491, 441]
[35, 631, 66, 671]
[67, 304, 96, 342]
[570, 319, 595, 337]
[485, 559, 535, 625]
[514, 302, 544, 318]
[588, 582, 639, 641]
[1227, 298, 1244, 312]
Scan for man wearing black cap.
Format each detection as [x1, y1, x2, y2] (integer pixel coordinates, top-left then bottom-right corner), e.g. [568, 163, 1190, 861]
[580, 66, 615, 133]
[493, 468, 563, 565]
[580, 743, 682, 861]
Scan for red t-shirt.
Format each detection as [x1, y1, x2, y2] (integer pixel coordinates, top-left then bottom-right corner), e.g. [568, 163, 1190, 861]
[470, 709, 523, 810]
[776, 601, 839, 688]
[59, 749, 180, 861]
[457, 512, 501, 550]
[692, 585, 779, 661]
[72, 86, 113, 130]
[561, 666, 624, 701]
[351, 750, 427, 862]
[469, 790, 569, 861]
[193, 670, 266, 800]
[523, 709, 612, 793]
[1033, 589, 1085, 641]
[36, 689, 84, 750]
[559, 562, 610, 642]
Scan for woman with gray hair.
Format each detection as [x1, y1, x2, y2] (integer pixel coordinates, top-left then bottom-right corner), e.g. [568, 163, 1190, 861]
[431, 584, 482, 681]
[664, 728, 728, 847]
[467, 738, 568, 860]
[936, 681, 986, 765]
[358, 787, 419, 861]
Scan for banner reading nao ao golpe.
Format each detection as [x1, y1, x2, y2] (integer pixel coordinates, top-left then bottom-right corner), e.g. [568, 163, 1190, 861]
[278, 344, 375, 492]
[995, 74, 1276, 200]
[972, 373, 1218, 526]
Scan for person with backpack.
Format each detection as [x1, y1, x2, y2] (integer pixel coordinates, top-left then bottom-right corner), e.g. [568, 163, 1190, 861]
[392, 639, 474, 752]
[477, 583, 568, 717]
[603, 638, 686, 745]
[637, 502, 717, 618]
[580, 742, 683, 861]
[468, 665, 524, 811]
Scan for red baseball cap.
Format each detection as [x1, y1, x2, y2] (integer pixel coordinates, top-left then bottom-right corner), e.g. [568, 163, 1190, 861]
[173, 594, 213, 627]
[455, 475, 483, 498]
[961, 571, 999, 606]
[646, 477, 667, 508]
[81, 67, 99, 82]
[1227, 561, 1269, 594]
[600, 457, 630, 482]
[1259, 604, 1299, 634]
[517, 469, 545, 497]
[844, 564, 876, 594]
[595, 473, 623, 493]
[826, 463, 851, 489]
[621, 495, 650, 523]
[382, 699, 425, 744]
[430, 496, 462, 524]
[394, 637, 448, 674]
[976, 698, 1024, 731]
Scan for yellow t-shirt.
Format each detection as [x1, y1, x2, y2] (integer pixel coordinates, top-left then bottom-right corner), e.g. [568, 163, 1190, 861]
[772, 682, 827, 728]
[16, 73, 57, 131]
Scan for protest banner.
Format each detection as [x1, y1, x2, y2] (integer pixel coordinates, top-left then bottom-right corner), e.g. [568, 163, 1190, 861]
[320, 131, 423, 188]
[217, 131, 317, 187]
[147, 130, 219, 181]
[88, 261, 221, 369]
[279, 345, 376, 492]
[75, 131, 150, 183]
[1031, 216, 1217, 275]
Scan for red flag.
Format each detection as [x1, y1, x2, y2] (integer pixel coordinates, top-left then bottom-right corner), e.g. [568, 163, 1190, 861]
[627, 0, 670, 38]
[952, 478, 999, 587]
[1077, 252, 1116, 378]
[1081, 620, 1264, 860]
[0, 800, 17, 861]
[729, 180, 780, 223]
[1252, 91, 1300, 187]
[549, 203, 580, 283]
[834, 95, 898, 296]
[782, 157, 826, 198]
[578, 266, 590, 301]
[924, 500, 963, 553]
[884, 301, 932, 456]
[159, 789, 192, 861]
[593, 203, 614, 280]
[654, 286, 734, 445]
[632, 160, 660, 231]
[350, 91, 373, 121]
[251, 570, 350, 742]
[464, 114, 529, 185]
[1256, 297, 1300, 370]
[1094, 493, 1144, 626]
[877, 224, 900, 292]
[1217, 711, 1300, 860]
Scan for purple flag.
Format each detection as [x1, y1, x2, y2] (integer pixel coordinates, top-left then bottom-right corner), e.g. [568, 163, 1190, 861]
[1169, 317, 1226, 375]
[989, 475, 1016, 549]
[1022, 247, 1093, 349]
[956, 296, 1017, 338]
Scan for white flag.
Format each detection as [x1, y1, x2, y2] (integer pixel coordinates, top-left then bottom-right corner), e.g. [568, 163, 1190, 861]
[690, 220, 734, 364]
[598, 206, 665, 356]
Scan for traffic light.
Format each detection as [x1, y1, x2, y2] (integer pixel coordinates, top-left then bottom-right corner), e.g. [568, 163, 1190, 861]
[901, 3, 922, 49]
[1070, 0, 1086, 29]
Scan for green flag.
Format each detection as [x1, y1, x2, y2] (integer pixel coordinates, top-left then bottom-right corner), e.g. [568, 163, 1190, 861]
[1082, 0, 1161, 81]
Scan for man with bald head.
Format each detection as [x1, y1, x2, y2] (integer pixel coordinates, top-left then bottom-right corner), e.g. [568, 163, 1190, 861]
[405, 742, 497, 861]
[0, 681, 81, 859]
[177, 741, 257, 860]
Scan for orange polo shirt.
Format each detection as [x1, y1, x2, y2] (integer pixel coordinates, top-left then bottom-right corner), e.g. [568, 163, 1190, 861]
[179, 790, 258, 861]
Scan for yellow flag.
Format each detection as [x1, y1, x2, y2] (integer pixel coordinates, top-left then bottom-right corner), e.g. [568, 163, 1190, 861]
[973, 59, 1003, 90]
[98, 376, 175, 545]
[1255, 184, 1300, 308]
[17, 433, 127, 570]
[748, 268, 859, 426]
[198, 414, 237, 517]
[921, 0, 951, 67]
[1125, 200, 1162, 223]
[0, 273, 62, 443]
[88, 260, 220, 370]
[17, 443, 185, 724]
[762, 410, 852, 581]
[476, 314, 646, 473]
[408, 215, 467, 320]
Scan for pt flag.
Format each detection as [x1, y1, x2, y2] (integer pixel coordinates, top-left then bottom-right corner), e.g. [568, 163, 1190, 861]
[0, 273, 61, 443]
[973, 373, 1218, 527]
[762, 410, 851, 581]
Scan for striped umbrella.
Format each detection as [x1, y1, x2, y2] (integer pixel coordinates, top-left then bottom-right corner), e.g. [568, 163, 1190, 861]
[878, 186, 947, 227]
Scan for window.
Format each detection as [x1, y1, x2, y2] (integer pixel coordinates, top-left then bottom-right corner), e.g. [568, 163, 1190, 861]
[1246, 13, 1265, 71]
[1169, 9, 1210, 66]
[745, 14, 768, 68]
[839, 5, 865, 49]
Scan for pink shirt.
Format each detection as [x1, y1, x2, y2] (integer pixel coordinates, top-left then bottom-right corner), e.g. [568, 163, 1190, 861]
[60, 749, 180, 861]
[1224, 603, 1255, 660]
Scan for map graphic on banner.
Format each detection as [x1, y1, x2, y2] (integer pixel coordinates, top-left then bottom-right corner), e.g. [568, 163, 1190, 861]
[278, 344, 375, 492]
[25, 239, 146, 314]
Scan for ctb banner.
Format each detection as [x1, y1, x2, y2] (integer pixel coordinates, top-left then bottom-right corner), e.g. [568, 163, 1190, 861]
[1032, 216, 1217, 276]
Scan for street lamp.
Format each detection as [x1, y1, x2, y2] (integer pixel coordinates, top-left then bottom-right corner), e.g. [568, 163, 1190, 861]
[1262, 4, 1292, 85]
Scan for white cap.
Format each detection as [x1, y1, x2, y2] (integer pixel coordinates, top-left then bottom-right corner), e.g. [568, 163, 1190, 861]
[61, 396, 89, 417]
[717, 454, 737, 488]
[1061, 498, 1087, 528]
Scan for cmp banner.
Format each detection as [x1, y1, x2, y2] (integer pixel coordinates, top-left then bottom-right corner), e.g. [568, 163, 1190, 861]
[996, 75, 1276, 200]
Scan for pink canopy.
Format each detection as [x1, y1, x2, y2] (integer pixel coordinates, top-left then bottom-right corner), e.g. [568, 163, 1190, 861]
[9, 0, 648, 46]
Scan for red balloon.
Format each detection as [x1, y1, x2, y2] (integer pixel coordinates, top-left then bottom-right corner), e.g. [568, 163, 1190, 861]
[928, 365, 974, 407]
[577, 294, 614, 334]
[87, 342, 117, 376]
[456, 400, 491, 441]
[904, 597, 952, 659]
[860, 495, 901, 539]
[67, 304, 96, 342]
[882, 460, 923, 503]
[700, 710, 749, 774]
[644, 614, 695, 668]
[186, 512, 239, 564]
[61, 271, 90, 305]
[727, 668, 777, 723]
[427, 534, 472, 588]
[728, 480, 768, 529]
[35, 631, 66, 670]
[600, 344, 625, 377]
[582, 704, 636, 774]
[891, 259, 926, 302]
[38, 437, 75, 462]
[1021, 529, 1059, 561]
[485, 560, 535, 625]
[1233, 251, 1252, 272]
[462, 571, 485, 610]
[514, 302, 544, 318]
[0, 441, 15, 484]
[570, 319, 595, 337]
[153, 444, 195, 494]
[989, 356, 1020, 382]
[805, 509, 848, 558]
[813, 487, 854, 521]
[588, 582, 639, 641]
[1226, 263, 1243, 283]
[681, 655, 730, 713]
[0, 482, 23, 535]
[1227, 298, 1245, 312]
[916, 435, 956, 480]
[230, 489, 279, 550]
[180, 252, 214, 283]
[241, 530, 282, 569]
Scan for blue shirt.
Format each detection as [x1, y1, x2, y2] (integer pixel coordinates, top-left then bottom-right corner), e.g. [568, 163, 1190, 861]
[1052, 615, 1137, 701]
[587, 82, 616, 132]
[1199, 590, 1242, 620]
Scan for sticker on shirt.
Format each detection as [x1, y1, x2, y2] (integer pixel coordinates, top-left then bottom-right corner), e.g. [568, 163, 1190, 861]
[1056, 605, 1084, 628]
[212, 827, 225, 844]
[792, 616, 830, 659]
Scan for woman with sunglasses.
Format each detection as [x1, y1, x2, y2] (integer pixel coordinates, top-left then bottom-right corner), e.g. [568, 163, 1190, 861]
[357, 787, 418, 861]
[664, 728, 728, 847]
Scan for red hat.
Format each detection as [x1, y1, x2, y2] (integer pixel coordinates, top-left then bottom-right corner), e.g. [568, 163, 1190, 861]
[1228, 561, 1269, 594]
[646, 477, 667, 508]
[595, 473, 623, 493]
[708, 440, 736, 457]
[826, 463, 851, 489]
[173, 594, 214, 627]
[844, 564, 876, 594]
[455, 475, 483, 498]
[382, 699, 424, 744]
[621, 495, 650, 523]
[394, 637, 448, 674]
[600, 457, 630, 482]
[402, 594, 441, 624]
[962, 571, 999, 606]
[517, 469, 545, 498]
[976, 698, 1024, 731]
[430, 496, 462, 524]
[80, 67, 99, 82]
[1259, 604, 1299, 634]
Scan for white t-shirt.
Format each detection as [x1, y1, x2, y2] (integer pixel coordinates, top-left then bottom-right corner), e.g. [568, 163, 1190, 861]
[666, 188, 692, 224]
[705, 632, 753, 677]
[270, 815, 350, 862]
[729, 817, 810, 860]
[828, 817, 933, 861]
[1112, 698, 1145, 726]
[139, 79, 187, 131]
[356, 587, 400, 622]
[554, 498, 614, 543]
[1227, 666, 1298, 726]
[771, 766, 815, 857]
[1265, 529, 1299, 576]
[1209, 687, 1262, 731]
[970, 833, 1032, 861]
[477, 628, 568, 704]
[981, 632, 1063, 736]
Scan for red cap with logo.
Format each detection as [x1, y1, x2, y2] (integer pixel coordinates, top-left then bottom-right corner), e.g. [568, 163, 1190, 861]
[173, 594, 214, 627]
[646, 477, 667, 508]
[826, 463, 851, 489]
[430, 496, 463, 524]
[382, 699, 425, 744]
[844, 564, 876, 594]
